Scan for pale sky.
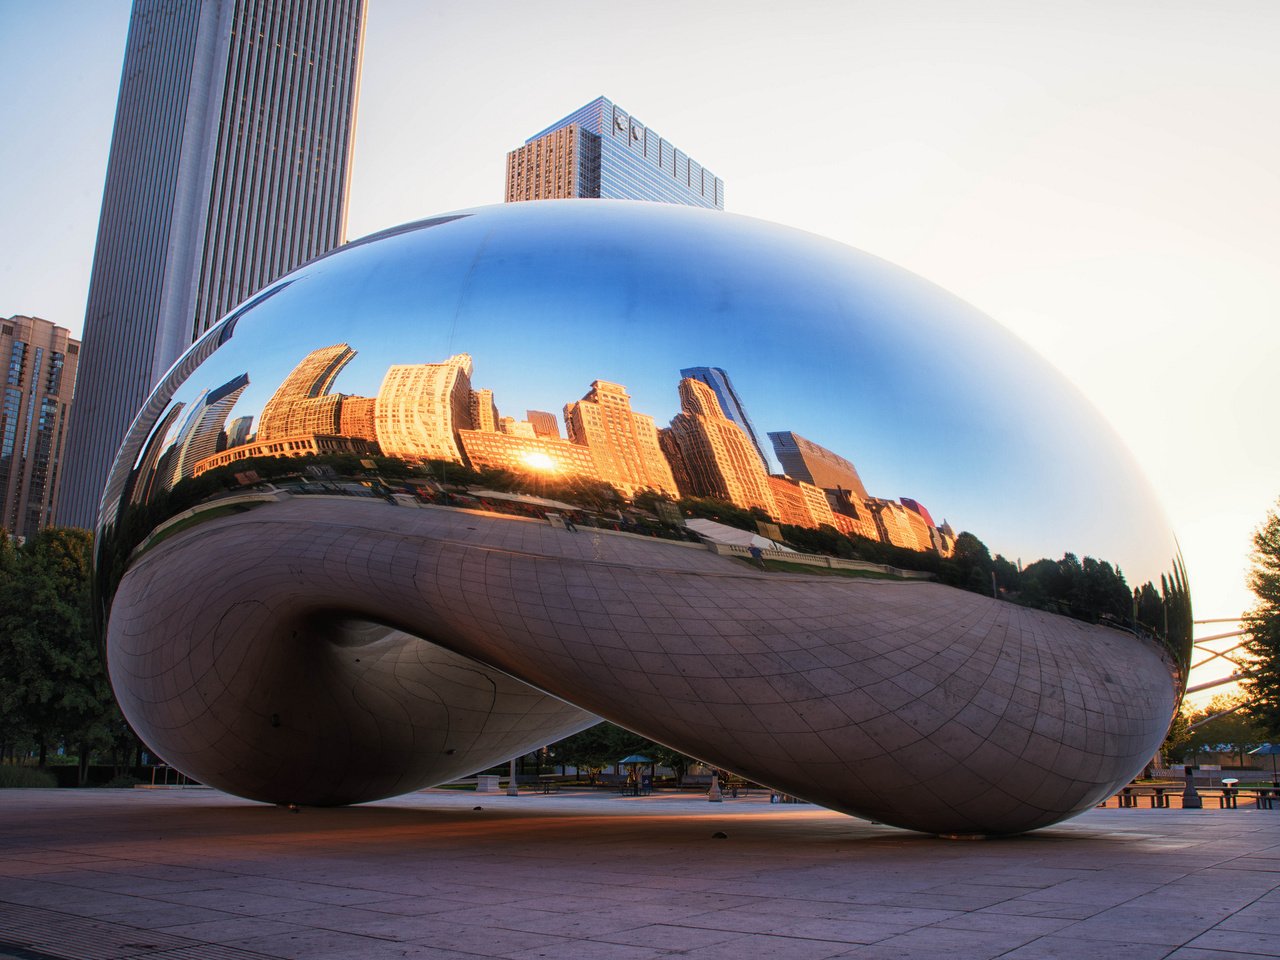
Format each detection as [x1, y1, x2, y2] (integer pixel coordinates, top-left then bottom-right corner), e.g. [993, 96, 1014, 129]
[2, 1, 1277, 699]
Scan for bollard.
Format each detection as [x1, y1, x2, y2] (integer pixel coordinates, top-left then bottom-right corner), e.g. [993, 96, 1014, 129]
[708, 772, 723, 802]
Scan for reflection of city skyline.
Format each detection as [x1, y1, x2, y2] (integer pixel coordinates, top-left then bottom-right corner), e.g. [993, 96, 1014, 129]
[145, 343, 957, 557]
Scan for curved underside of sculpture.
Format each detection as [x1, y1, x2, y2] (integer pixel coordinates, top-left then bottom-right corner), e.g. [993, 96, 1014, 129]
[108, 495, 1177, 835]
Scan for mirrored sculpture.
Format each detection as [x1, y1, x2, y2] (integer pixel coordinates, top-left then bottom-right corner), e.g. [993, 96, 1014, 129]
[96, 200, 1189, 835]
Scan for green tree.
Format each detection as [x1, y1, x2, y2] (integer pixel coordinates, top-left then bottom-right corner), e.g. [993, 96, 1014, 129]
[1243, 499, 1280, 738]
[677, 496, 760, 533]
[1161, 709, 1191, 766]
[1167, 695, 1265, 766]
[550, 722, 644, 782]
[942, 532, 994, 594]
[549, 722, 694, 784]
[0, 531, 27, 760]
[0, 528, 136, 781]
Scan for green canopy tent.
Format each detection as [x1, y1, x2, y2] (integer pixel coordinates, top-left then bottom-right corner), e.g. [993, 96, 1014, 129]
[1249, 743, 1280, 785]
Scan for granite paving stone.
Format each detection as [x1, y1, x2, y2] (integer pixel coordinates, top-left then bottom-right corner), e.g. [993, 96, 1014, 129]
[4, 787, 1280, 959]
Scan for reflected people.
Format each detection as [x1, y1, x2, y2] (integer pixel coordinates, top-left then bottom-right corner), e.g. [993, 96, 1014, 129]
[95, 200, 1189, 836]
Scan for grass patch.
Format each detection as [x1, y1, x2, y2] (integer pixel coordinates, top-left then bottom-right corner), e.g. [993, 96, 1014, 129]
[734, 557, 910, 579]
[0, 766, 57, 788]
[144, 501, 264, 551]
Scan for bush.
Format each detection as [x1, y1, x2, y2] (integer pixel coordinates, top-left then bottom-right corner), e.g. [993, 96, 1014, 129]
[0, 765, 58, 788]
[103, 773, 142, 789]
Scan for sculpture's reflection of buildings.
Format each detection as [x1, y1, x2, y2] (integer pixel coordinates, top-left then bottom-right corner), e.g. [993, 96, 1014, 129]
[153, 343, 958, 559]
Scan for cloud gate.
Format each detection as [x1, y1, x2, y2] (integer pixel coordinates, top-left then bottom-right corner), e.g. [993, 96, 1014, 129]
[95, 200, 1189, 836]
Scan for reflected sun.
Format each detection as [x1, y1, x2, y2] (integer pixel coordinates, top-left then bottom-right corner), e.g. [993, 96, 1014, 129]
[521, 452, 557, 473]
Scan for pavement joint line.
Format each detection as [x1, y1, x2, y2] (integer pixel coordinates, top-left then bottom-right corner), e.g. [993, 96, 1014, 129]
[5, 791, 1280, 959]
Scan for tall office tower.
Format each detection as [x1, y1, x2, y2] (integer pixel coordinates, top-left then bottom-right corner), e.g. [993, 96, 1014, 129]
[526, 410, 561, 439]
[563, 380, 678, 498]
[656, 428, 694, 497]
[58, 0, 366, 529]
[505, 96, 724, 209]
[825, 493, 881, 542]
[0, 316, 80, 540]
[165, 372, 250, 488]
[866, 497, 927, 552]
[899, 502, 936, 554]
[499, 417, 536, 438]
[900, 498, 943, 556]
[458, 428, 599, 480]
[899, 497, 936, 528]
[768, 431, 871, 503]
[338, 396, 377, 443]
[225, 416, 253, 448]
[257, 344, 356, 441]
[126, 402, 186, 507]
[470, 389, 500, 432]
[679, 366, 767, 472]
[375, 355, 474, 463]
[668, 378, 777, 517]
[766, 475, 838, 531]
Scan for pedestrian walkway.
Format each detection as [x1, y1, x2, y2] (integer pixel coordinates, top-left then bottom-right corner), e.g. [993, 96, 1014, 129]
[2, 787, 1279, 959]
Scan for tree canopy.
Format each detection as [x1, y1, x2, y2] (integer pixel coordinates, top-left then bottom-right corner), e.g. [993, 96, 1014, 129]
[548, 722, 694, 784]
[1242, 499, 1280, 738]
[1163, 694, 1265, 765]
[0, 528, 139, 779]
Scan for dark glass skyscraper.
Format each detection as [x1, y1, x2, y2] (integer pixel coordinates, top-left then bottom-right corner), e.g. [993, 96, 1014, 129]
[769, 431, 871, 503]
[505, 96, 723, 209]
[679, 366, 768, 472]
[57, 0, 365, 529]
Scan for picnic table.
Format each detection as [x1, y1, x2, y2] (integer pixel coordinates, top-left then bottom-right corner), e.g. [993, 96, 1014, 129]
[1113, 784, 1176, 807]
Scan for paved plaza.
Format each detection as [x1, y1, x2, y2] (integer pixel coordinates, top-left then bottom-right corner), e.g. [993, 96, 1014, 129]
[2, 788, 1280, 960]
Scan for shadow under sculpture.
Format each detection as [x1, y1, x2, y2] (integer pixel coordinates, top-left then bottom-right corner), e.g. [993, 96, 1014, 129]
[97, 201, 1188, 836]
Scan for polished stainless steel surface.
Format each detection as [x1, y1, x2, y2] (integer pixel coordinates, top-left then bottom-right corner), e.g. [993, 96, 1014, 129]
[96, 200, 1189, 834]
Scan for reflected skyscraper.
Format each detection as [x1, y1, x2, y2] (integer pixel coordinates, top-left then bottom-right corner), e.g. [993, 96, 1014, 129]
[58, 0, 366, 529]
[668, 378, 777, 516]
[505, 96, 723, 209]
[526, 410, 561, 439]
[680, 366, 768, 472]
[867, 497, 927, 551]
[225, 416, 253, 449]
[769, 431, 871, 502]
[376, 355, 474, 463]
[257, 344, 356, 441]
[469, 389, 500, 433]
[564, 380, 677, 498]
[767, 475, 839, 530]
[165, 373, 249, 488]
[338, 397, 378, 443]
[458, 428, 598, 479]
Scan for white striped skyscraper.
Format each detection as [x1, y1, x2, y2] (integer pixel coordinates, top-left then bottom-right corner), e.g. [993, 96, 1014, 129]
[58, 0, 365, 529]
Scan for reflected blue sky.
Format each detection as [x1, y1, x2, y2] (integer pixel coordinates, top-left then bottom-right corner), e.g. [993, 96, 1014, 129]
[149, 200, 1177, 587]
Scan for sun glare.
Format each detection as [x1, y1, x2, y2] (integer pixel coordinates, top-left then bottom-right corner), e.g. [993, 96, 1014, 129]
[521, 452, 557, 473]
